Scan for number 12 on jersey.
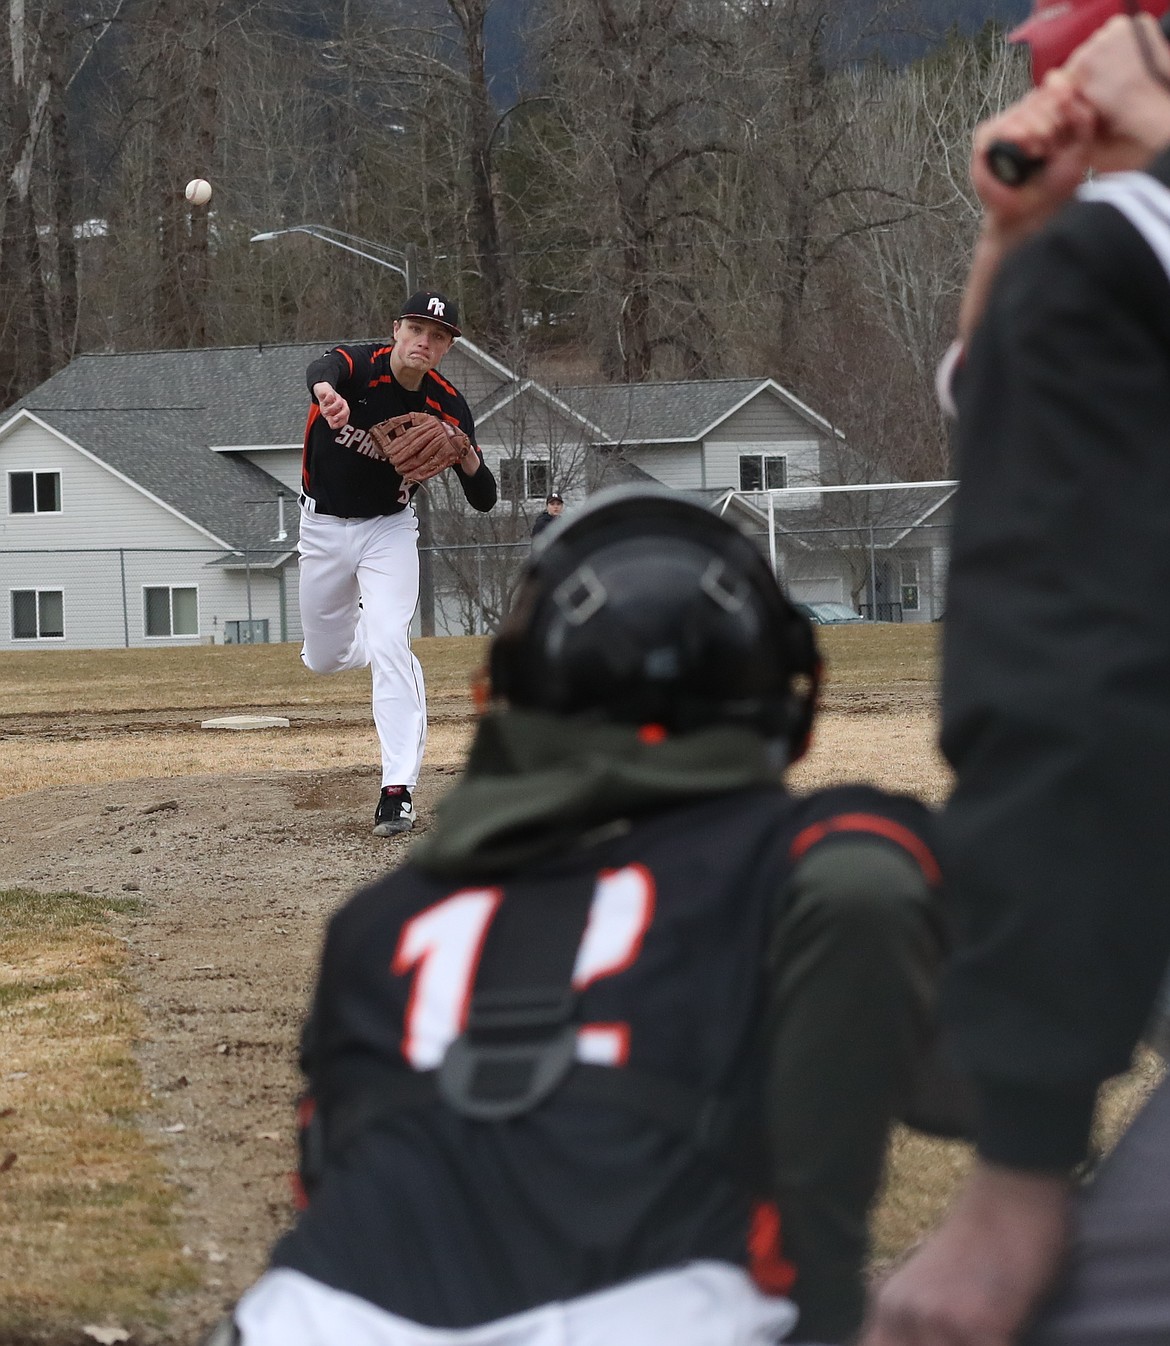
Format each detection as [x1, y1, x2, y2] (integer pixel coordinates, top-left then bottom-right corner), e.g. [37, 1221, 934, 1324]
[392, 865, 656, 1071]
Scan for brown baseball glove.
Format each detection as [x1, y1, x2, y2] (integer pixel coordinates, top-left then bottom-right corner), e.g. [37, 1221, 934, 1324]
[367, 411, 470, 483]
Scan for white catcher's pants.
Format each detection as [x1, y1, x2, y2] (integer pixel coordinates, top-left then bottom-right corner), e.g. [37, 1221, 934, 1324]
[298, 504, 426, 788]
[236, 1263, 799, 1346]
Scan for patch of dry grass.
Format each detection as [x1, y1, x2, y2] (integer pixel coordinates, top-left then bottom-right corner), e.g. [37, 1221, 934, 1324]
[0, 889, 198, 1336]
[0, 637, 489, 718]
[0, 722, 476, 803]
[0, 627, 929, 720]
[0, 628, 944, 805]
[815, 621, 941, 688]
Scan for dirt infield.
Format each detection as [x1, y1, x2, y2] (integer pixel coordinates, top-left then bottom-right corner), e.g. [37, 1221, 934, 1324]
[0, 759, 466, 1345]
[0, 690, 958, 1344]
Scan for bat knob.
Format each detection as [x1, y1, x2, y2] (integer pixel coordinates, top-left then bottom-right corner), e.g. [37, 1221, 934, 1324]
[986, 139, 1047, 187]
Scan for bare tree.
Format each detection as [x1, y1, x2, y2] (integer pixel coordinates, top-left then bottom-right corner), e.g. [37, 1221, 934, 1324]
[529, 0, 740, 380]
[802, 26, 1028, 479]
[0, 0, 52, 397]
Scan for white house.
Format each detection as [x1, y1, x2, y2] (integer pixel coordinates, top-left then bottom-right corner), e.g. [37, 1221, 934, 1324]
[0, 344, 950, 650]
[552, 378, 952, 623]
[0, 338, 520, 650]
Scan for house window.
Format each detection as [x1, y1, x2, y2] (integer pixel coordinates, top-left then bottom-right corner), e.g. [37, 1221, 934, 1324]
[500, 458, 552, 502]
[9, 470, 61, 514]
[901, 561, 920, 612]
[12, 589, 64, 639]
[499, 459, 521, 503]
[526, 460, 549, 500]
[738, 455, 787, 492]
[144, 586, 198, 637]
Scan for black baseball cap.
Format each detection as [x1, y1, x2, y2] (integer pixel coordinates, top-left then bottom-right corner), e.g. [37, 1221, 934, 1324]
[547, 492, 563, 503]
[398, 290, 461, 337]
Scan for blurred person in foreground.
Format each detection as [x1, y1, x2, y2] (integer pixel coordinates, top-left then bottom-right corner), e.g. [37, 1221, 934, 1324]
[214, 487, 947, 1346]
[863, 11, 1170, 1346]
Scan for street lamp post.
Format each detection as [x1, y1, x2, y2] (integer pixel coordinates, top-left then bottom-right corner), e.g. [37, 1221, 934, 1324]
[250, 224, 417, 293]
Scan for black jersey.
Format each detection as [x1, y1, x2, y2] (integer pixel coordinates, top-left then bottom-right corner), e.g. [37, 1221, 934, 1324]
[270, 784, 938, 1330]
[302, 342, 497, 519]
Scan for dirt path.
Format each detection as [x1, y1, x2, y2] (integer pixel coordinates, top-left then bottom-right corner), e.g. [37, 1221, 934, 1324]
[0, 763, 462, 1345]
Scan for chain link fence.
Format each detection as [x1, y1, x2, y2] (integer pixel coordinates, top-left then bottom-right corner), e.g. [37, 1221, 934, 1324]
[719, 482, 956, 625]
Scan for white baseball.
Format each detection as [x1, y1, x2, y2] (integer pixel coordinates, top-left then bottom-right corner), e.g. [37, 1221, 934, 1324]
[185, 178, 212, 207]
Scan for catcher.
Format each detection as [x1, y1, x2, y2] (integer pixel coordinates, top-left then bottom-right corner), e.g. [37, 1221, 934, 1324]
[298, 290, 497, 836]
[212, 488, 950, 1346]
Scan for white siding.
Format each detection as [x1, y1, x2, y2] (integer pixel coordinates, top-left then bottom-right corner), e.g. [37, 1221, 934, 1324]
[2, 542, 298, 651]
[474, 388, 598, 507]
[706, 394, 820, 443]
[623, 445, 703, 489]
[701, 393, 828, 509]
[705, 439, 822, 510]
[787, 575, 845, 604]
[1, 422, 221, 549]
[0, 422, 300, 650]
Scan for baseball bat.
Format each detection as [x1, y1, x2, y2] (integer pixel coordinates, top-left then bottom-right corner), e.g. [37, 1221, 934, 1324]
[987, 6, 1170, 186]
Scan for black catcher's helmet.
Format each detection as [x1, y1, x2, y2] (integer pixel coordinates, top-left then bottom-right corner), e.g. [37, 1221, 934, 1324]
[490, 487, 821, 760]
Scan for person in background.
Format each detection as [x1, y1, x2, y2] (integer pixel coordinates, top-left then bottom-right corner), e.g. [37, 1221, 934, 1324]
[530, 491, 564, 539]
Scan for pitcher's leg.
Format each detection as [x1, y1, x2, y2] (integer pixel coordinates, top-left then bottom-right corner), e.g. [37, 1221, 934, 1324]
[355, 512, 426, 788]
[298, 513, 367, 674]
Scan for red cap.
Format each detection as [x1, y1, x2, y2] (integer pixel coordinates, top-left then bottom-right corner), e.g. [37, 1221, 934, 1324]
[1010, 0, 1170, 82]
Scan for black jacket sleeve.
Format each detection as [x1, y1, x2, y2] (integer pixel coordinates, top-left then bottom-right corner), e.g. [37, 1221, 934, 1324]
[455, 453, 497, 513]
[941, 180, 1170, 1171]
[449, 399, 497, 513]
[306, 344, 373, 397]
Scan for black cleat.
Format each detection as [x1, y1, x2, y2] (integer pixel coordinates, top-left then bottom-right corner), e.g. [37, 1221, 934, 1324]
[374, 785, 415, 836]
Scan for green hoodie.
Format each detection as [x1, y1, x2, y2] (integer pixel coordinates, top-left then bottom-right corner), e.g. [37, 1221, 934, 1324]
[412, 708, 783, 880]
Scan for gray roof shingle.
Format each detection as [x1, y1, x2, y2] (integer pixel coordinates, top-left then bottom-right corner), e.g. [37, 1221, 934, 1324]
[4, 340, 511, 551]
[556, 379, 831, 443]
[7, 344, 331, 550]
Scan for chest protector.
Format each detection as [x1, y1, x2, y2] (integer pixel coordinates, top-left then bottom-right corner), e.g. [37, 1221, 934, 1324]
[304, 788, 798, 1180]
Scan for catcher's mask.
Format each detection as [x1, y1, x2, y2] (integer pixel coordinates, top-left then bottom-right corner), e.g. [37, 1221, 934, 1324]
[490, 486, 821, 760]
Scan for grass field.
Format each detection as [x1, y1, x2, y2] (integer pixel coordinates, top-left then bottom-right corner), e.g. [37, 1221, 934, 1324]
[0, 635, 489, 717]
[0, 628, 1157, 1338]
[0, 889, 197, 1336]
[0, 628, 946, 803]
[0, 623, 940, 717]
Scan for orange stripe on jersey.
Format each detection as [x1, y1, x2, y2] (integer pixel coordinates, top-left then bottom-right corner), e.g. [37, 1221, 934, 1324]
[747, 1201, 797, 1296]
[427, 369, 457, 397]
[302, 403, 321, 493]
[335, 348, 355, 376]
[425, 397, 463, 429]
[790, 813, 941, 886]
[366, 346, 395, 387]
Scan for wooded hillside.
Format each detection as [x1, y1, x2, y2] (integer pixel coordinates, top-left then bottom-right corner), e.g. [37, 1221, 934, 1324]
[0, 0, 1030, 480]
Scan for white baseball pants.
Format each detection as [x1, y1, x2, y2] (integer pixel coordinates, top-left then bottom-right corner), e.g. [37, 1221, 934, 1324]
[235, 1262, 799, 1346]
[298, 504, 427, 788]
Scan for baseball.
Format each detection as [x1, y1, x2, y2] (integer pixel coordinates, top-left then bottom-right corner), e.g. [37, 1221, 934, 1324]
[185, 178, 212, 207]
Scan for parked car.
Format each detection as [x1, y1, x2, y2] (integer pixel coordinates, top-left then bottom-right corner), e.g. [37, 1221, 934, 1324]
[794, 601, 866, 625]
